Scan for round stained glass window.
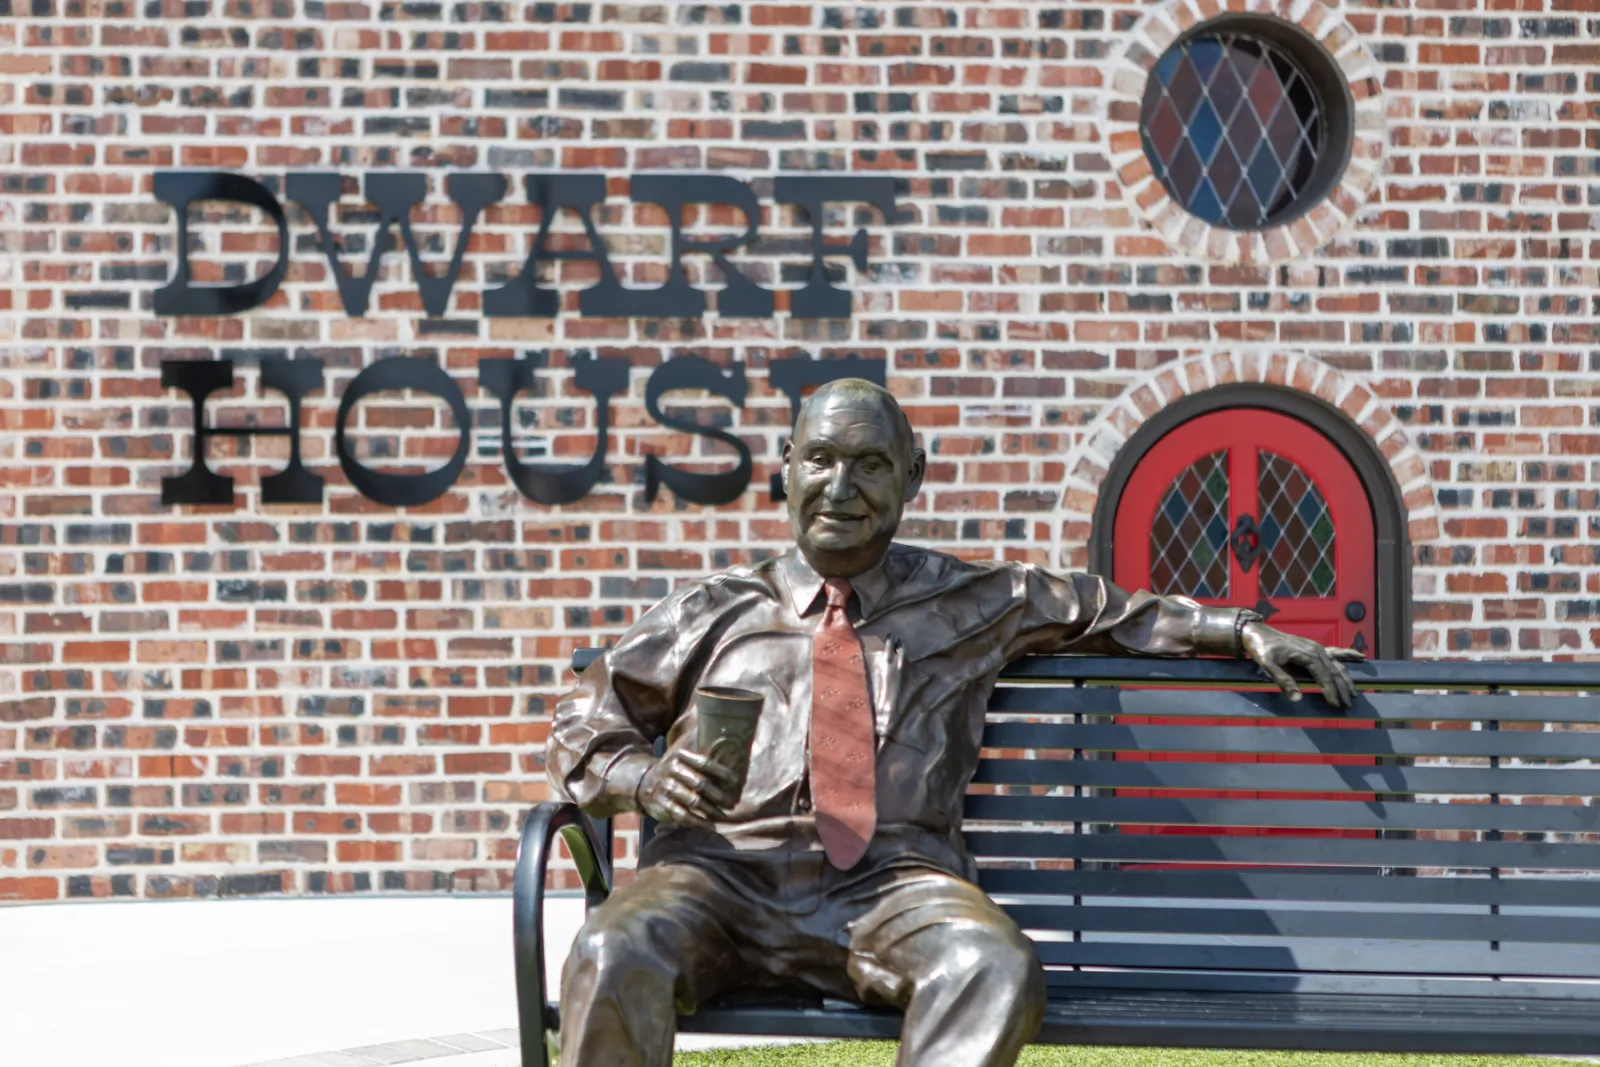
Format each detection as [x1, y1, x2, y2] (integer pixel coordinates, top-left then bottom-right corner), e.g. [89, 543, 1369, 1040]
[1140, 22, 1350, 231]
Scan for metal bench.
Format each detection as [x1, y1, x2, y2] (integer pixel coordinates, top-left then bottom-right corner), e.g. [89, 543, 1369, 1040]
[514, 653, 1600, 1066]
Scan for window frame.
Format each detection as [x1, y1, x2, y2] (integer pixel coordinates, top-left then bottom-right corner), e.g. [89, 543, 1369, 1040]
[1138, 15, 1356, 233]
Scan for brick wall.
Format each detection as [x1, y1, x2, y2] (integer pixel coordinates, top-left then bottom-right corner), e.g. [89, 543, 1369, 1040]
[2, 0, 1598, 903]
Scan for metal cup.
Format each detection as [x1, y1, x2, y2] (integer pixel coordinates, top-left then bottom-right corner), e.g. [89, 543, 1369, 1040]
[694, 686, 762, 796]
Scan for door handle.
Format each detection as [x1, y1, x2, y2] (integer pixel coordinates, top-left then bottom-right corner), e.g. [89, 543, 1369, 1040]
[1230, 514, 1262, 572]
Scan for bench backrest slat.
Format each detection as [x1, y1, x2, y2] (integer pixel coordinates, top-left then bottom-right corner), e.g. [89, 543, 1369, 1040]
[1004, 903, 1600, 946]
[998, 656, 1600, 688]
[977, 868, 1600, 909]
[965, 794, 1600, 834]
[991, 686, 1600, 723]
[972, 757, 1600, 796]
[966, 830, 1600, 870]
[1043, 968, 1600, 999]
[1033, 939, 1600, 979]
[984, 720, 1600, 759]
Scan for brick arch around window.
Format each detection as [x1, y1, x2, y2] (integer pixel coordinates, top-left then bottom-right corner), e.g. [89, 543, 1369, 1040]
[1106, 0, 1386, 265]
[1052, 352, 1437, 660]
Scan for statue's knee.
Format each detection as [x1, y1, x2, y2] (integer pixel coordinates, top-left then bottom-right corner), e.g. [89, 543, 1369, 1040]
[567, 920, 668, 990]
[566, 923, 613, 972]
[952, 928, 1045, 1012]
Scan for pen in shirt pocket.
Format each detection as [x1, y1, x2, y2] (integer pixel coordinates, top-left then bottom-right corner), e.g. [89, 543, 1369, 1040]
[879, 635, 904, 741]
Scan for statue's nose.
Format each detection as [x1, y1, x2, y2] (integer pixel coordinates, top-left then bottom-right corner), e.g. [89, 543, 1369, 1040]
[824, 462, 855, 501]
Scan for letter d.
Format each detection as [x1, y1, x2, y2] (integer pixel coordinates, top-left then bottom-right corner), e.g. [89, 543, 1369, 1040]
[153, 171, 289, 316]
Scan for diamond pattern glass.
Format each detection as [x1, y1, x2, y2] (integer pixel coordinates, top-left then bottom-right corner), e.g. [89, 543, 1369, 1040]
[1258, 451, 1336, 598]
[1149, 451, 1230, 598]
[1140, 31, 1325, 230]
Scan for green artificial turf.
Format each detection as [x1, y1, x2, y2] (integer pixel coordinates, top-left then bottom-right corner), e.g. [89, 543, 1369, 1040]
[674, 1043, 1594, 1067]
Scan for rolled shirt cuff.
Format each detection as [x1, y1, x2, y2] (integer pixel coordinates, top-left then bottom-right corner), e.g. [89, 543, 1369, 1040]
[1193, 605, 1249, 657]
[597, 750, 656, 815]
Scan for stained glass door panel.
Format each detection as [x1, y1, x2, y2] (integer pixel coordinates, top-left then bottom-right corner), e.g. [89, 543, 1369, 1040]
[1149, 450, 1231, 599]
[1111, 408, 1377, 855]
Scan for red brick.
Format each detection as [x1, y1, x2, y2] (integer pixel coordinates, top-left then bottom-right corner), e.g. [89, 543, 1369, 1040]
[0, 877, 60, 901]
[1, 818, 55, 840]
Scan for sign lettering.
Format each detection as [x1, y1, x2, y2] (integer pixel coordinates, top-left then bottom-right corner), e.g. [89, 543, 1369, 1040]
[151, 171, 898, 320]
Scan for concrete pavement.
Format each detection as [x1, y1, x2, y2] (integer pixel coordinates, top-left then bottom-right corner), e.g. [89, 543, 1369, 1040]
[0, 894, 785, 1067]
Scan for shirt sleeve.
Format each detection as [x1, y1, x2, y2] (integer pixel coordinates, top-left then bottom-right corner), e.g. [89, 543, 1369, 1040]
[546, 582, 715, 818]
[1003, 564, 1244, 661]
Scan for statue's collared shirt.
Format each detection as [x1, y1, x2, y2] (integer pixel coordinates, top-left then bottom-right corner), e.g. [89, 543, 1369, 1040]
[548, 544, 1222, 882]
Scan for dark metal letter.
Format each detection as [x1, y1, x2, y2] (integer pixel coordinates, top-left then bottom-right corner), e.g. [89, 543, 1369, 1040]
[773, 177, 898, 319]
[478, 353, 630, 505]
[624, 175, 773, 319]
[153, 171, 290, 317]
[161, 357, 325, 506]
[287, 172, 504, 318]
[335, 357, 471, 507]
[482, 175, 627, 319]
[643, 357, 752, 506]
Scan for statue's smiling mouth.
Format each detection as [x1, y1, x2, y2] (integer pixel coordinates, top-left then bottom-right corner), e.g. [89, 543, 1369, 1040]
[816, 511, 867, 524]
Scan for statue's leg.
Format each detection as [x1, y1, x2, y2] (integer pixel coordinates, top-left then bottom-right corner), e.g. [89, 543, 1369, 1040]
[846, 871, 1046, 1067]
[558, 863, 744, 1067]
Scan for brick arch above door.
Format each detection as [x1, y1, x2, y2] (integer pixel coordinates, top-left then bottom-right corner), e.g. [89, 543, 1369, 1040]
[1051, 353, 1437, 660]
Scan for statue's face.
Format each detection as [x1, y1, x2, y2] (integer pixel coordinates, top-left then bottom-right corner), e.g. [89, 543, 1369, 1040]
[782, 392, 924, 577]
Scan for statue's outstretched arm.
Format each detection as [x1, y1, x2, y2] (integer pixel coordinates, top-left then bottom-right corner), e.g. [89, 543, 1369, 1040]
[1006, 564, 1358, 708]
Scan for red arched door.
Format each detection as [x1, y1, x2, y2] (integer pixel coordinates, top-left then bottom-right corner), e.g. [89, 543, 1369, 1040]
[1114, 409, 1374, 648]
[1111, 408, 1377, 845]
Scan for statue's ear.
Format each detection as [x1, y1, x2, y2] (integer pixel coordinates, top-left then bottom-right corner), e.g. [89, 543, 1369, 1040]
[903, 447, 926, 502]
[780, 438, 793, 497]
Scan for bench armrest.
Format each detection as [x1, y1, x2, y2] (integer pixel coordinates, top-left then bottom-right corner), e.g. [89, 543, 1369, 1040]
[512, 801, 612, 1067]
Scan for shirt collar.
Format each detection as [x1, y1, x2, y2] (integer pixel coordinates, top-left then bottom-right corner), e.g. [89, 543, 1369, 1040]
[780, 548, 894, 620]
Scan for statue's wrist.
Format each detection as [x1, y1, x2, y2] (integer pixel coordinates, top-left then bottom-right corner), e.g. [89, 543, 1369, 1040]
[1233, 610, 1266, 656]
[602, 751, 656, 814]
[1194, 607, 1259, 657]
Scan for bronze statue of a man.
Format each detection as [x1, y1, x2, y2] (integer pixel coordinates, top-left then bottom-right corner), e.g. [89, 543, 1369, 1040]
[547, 379, 1357, 1067]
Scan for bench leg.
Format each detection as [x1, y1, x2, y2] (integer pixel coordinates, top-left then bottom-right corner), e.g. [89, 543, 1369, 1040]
[512, 803, 611, 1067]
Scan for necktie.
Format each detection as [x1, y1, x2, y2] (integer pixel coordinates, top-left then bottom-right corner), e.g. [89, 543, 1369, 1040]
[810, 578, 877, 870]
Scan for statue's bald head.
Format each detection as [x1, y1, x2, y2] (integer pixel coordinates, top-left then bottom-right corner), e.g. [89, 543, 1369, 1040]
[793, 379, 915, 466]
[783, 378, 925, 578]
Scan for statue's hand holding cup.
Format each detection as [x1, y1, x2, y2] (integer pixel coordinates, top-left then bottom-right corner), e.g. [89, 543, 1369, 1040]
[635, 686, 762, 832]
